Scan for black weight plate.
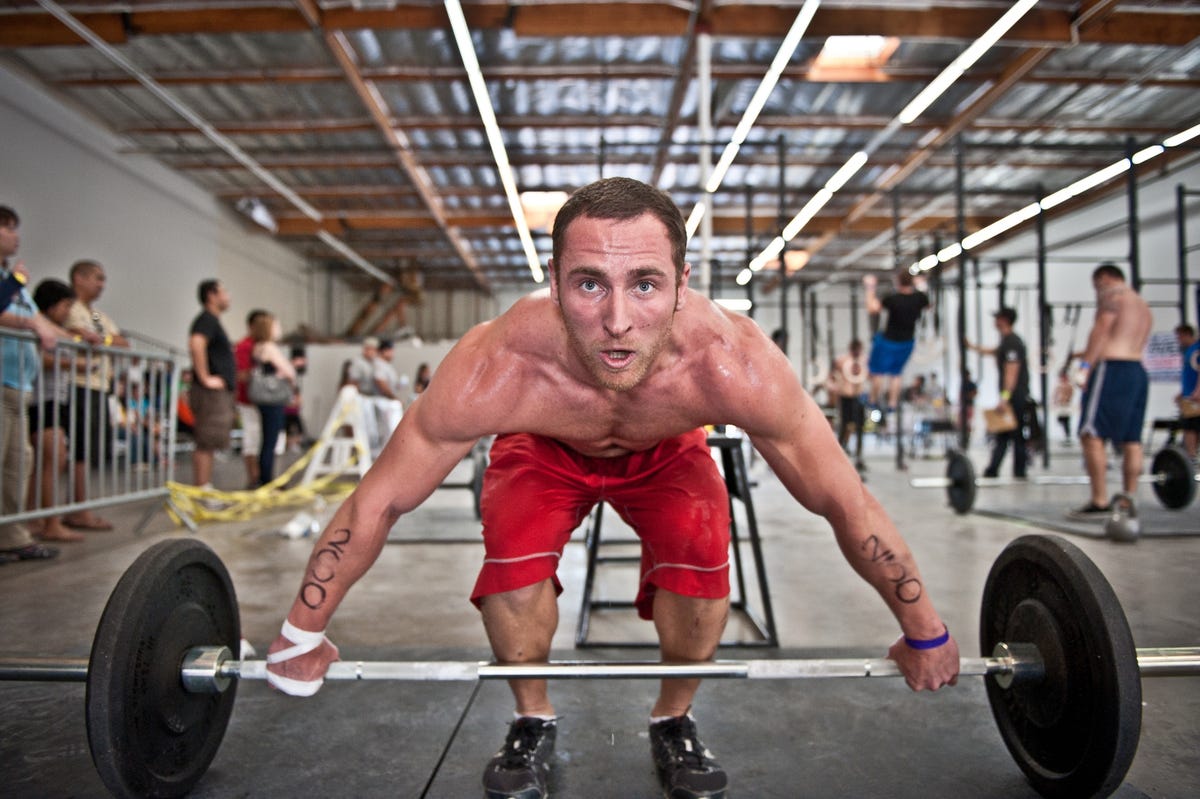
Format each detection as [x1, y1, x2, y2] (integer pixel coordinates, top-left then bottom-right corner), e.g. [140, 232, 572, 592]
[946, 450, 976, 514]
[1151, 446, 1196, 510]
[86, 539, 240, 798]
[980, 535, 1141, 798]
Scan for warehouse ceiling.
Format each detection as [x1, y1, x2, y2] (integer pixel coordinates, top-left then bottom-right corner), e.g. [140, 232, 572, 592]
[2, 1, 1199, 296]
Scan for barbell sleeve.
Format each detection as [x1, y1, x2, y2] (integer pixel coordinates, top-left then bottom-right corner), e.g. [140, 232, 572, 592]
[911, 472, 1200, 490]
[1132, 646, 1200, 676]
[0, 657, 89, 681]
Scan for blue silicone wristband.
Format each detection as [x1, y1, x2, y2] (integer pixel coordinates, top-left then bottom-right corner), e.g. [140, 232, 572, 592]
[904, 627, 950, 650]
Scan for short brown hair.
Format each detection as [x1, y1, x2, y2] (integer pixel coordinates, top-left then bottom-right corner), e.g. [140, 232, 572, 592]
[551, 177, 687, 282]
[69, 259, 102, 284]
[249, 312, 276, 342]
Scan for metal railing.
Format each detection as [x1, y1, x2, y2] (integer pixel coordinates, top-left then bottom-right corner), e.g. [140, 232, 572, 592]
[0, 327, 182, 529]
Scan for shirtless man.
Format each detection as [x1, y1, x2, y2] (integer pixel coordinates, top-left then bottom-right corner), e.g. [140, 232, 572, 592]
[265, 178, 960, 799]
[829, 338, 868, 471]
[1071, 263, 1153, 518]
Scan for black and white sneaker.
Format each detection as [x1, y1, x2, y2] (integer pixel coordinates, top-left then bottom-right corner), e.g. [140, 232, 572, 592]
[482, 717, 556, 799]
[1068, 500, 1112, 520]
[649, 715, 728, 799]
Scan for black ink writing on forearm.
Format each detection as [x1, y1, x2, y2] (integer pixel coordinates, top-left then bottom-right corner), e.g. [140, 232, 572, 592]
[861, 534, 923, 604]
[300, 528, 352, 610]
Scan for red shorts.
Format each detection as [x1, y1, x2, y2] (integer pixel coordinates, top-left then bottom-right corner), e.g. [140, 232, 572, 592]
[471, 429, 731, 619]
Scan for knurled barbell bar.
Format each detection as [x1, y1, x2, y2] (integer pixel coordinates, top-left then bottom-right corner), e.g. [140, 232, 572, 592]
[911, 445, 1198, 517]
[8, 644, 1195, 688]
[1, 535, 1198, 799]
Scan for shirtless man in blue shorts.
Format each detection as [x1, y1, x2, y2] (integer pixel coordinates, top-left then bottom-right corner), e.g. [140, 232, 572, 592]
[1072, 263, 1153, 518]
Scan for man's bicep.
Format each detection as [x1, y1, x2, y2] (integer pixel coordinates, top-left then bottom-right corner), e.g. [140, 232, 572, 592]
[365, 414, 477, 513]
[1086, 309, 1118, 348]
[188, 333, 208, 362]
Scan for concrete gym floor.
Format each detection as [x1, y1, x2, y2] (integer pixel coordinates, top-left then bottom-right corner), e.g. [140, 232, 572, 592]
[0, 440, 1197, 798]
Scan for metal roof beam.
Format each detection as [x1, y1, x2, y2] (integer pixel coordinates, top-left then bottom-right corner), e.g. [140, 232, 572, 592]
[316, 20, 491, 292]
[4, 4, 1197, 47]
[53, 64, 1200, 90]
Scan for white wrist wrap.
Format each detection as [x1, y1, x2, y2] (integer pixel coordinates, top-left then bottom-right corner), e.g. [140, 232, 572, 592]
[268, 620, 327, 663]
[266, 620, 330, 697]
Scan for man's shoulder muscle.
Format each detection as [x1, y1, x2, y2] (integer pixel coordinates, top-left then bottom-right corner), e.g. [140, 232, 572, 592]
[420, 298, 560, 428]
[675, 304, 796, 421]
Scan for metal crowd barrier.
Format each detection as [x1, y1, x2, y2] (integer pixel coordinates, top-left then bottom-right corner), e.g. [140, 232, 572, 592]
[0, 327, 182, 531]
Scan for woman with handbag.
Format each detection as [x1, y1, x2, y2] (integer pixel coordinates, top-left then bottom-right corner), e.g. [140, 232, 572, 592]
[248, 312, 296, 487]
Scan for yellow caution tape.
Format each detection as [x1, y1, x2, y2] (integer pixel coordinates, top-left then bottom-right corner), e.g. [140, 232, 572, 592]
[166, 402, 367, 525]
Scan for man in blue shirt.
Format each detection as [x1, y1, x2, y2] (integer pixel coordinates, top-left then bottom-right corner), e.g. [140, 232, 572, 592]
[0, 205, 68, 561]
[1176, 324, 1199, 460]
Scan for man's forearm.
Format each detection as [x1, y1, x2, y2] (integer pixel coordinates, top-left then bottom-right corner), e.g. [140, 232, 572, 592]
[1002, 363, 1019, 395]
[285, 495, 401, 632]
[833, 494, 945, 638]
[0, 310, 31, 332]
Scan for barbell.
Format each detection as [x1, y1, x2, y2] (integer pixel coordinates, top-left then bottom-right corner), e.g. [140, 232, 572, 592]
[911, 446, 1198, 518]
[1, 535, 1198, 798]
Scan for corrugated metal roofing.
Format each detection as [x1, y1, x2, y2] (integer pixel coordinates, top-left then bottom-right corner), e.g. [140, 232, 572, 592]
[2, 1, 1197, 295]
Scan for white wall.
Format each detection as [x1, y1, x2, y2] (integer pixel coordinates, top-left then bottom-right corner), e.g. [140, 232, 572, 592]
[297, 338, 458, 438]
[0, 64, 356, 352]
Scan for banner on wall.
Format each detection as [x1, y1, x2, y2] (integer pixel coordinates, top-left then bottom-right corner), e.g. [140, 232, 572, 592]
[1144, 331, 1182, 383]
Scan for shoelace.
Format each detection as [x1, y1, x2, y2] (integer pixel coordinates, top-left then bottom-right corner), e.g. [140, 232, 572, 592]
[497, 721, 549, 769]
[658, 719, 714, 770]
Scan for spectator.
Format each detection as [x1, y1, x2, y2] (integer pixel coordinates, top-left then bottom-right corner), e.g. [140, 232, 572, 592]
[828, 339, 867, 471]
[344, 337, 402, 446]
[1052, 370, 1075, 444]
[413, 362, 431, 396]
[1175, 324, 1199, 459]
[902, 374, 929, 406]
[112, 370, 154, 470]
[960, 369, 978, 446]
[188, 279, 236, 489]
[968, 308, 1030, 480]
[376, 339, 410, 402]
[28, 278, 80, 542]
[0, 205, 65, 561]
[345, 337, 384, 396]
[235, 309, 269, 488]
[249, 312, 296, 486]
[285, 342, 308, 452]
[62, 259, 129, 531]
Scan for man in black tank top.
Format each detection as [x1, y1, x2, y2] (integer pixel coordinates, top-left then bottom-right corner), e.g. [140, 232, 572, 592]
[863, 271, 931, 420]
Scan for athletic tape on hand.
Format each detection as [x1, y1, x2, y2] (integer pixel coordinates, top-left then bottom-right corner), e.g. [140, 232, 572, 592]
[265, 620, 331, 696]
